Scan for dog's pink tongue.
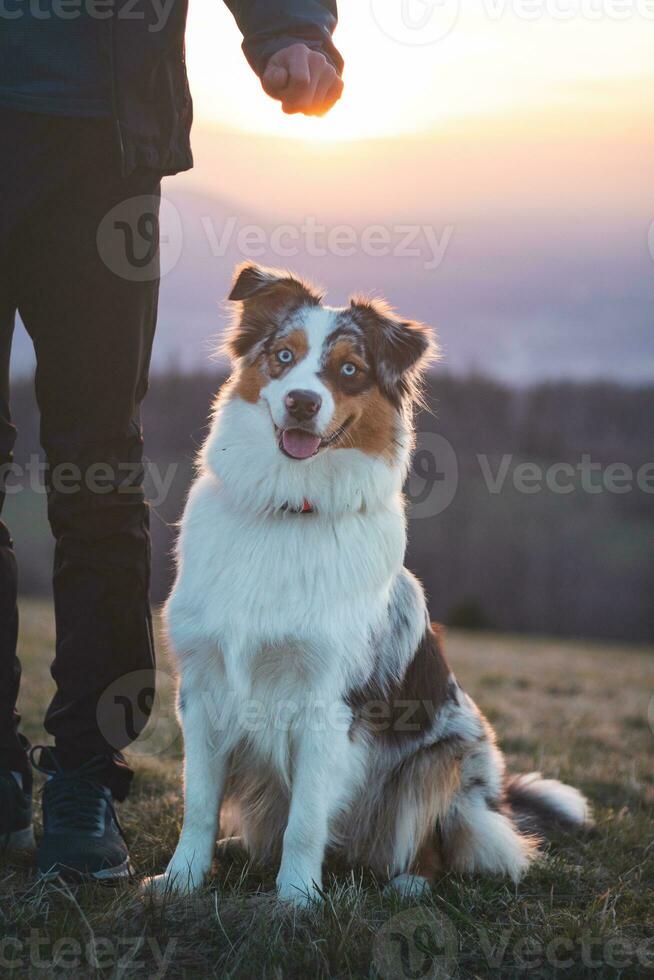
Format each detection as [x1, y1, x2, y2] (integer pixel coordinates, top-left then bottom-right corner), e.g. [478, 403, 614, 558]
[282, 428, 321, 460]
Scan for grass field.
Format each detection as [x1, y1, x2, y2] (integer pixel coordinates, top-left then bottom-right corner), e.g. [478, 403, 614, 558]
[1, 599, 653, 979]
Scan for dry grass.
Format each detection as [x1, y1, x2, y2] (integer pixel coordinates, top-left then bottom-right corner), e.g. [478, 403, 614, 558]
[1, 599, 653, 978]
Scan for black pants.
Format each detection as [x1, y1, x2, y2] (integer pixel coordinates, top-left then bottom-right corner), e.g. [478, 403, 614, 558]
[0, 108, 160, 800]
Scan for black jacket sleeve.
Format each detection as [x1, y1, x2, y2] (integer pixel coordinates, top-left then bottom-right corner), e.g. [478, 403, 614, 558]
[223, 1, 343, 78]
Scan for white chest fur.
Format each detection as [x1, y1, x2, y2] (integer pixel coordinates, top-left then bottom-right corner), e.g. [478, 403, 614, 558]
[167, 393, 410, 679]
[167, 471, 406, 691]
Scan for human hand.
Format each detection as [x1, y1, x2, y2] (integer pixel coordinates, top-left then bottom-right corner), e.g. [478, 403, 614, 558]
[262, 42, 343, 116]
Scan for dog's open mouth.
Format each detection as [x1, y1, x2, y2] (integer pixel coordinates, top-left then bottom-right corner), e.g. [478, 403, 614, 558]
[277, 417, 353, 460]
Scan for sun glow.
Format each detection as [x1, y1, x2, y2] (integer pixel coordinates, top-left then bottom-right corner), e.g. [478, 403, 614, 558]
[186, 1, 654, 143]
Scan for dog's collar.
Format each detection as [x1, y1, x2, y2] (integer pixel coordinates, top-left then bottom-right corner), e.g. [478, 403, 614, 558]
[281, 499, 315, 515]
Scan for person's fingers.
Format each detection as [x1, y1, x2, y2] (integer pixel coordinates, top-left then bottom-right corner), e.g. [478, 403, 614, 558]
[329, 75, 345, 108]
[305, 72, 344, 117]
[281, 85, 321, 115]
[282, 52, 339, 115]
[261, 62, 289, 95]
[303, 68, 334, 115]
[261, 44, 309, 100]
[276, 45, 312, 105]
[262, 44, 343, 116]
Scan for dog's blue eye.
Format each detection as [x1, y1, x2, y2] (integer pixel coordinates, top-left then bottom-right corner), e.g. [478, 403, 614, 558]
[341, 362, 357, 377]
[277, 349, 294, 364]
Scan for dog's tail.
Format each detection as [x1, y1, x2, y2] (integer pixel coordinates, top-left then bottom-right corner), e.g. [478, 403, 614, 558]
[505, 772, 592, 836]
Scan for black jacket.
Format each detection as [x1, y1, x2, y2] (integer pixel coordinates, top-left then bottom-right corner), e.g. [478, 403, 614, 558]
[105, 0, 342, 176]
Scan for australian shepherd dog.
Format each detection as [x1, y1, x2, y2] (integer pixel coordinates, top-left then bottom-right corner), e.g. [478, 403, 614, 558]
[145, 262, 590, 905]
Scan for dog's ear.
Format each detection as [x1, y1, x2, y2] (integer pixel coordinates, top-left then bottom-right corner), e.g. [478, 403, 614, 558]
[226, 263, 323, 361]
[349, 297, 437, 406]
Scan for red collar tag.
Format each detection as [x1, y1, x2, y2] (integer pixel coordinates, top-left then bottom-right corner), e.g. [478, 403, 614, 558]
[282, 499, 315, 515]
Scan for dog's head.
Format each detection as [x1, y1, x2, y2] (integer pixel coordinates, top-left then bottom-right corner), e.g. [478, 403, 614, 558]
[222, 262, 437, 465]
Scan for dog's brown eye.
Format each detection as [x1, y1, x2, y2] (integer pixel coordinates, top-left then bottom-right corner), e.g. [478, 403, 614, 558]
[276, 348, 294, 365]
[341, 362, 357, 377]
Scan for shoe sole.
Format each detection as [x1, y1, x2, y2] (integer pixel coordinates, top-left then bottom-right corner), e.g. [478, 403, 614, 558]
[38, 858, 133, 884]
[4, 825, 36, 854]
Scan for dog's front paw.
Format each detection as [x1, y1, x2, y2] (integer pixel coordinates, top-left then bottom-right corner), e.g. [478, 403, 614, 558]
[276, 869, 322, 908]
[140, 865, 204, 900]
[384, 873, 432, 899]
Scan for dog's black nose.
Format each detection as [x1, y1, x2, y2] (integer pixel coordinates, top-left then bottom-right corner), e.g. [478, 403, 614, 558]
[285, 389, 322, 421]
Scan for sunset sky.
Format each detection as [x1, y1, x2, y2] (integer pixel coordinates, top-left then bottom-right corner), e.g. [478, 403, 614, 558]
[11, 3, 653, 382]
[185, 1, 654, 141]
[132, 3, 649, 385]
[177, 2, 653, 225]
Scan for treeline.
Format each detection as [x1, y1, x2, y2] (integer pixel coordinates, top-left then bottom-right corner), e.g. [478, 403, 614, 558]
[5, 371, 654, 642]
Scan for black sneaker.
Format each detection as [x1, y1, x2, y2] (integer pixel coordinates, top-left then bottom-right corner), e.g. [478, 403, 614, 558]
[31, 747, 132, 882]
[0, 765, 35, 855]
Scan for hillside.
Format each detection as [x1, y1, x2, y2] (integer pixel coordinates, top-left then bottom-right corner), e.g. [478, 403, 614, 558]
[2, 600, 653, 978]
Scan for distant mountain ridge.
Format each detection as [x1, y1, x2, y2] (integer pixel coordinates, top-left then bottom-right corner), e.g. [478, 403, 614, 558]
[10, 183, 653, 384]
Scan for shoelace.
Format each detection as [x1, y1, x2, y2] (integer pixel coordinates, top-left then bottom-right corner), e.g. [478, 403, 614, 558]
[29, 747, 127, 840]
